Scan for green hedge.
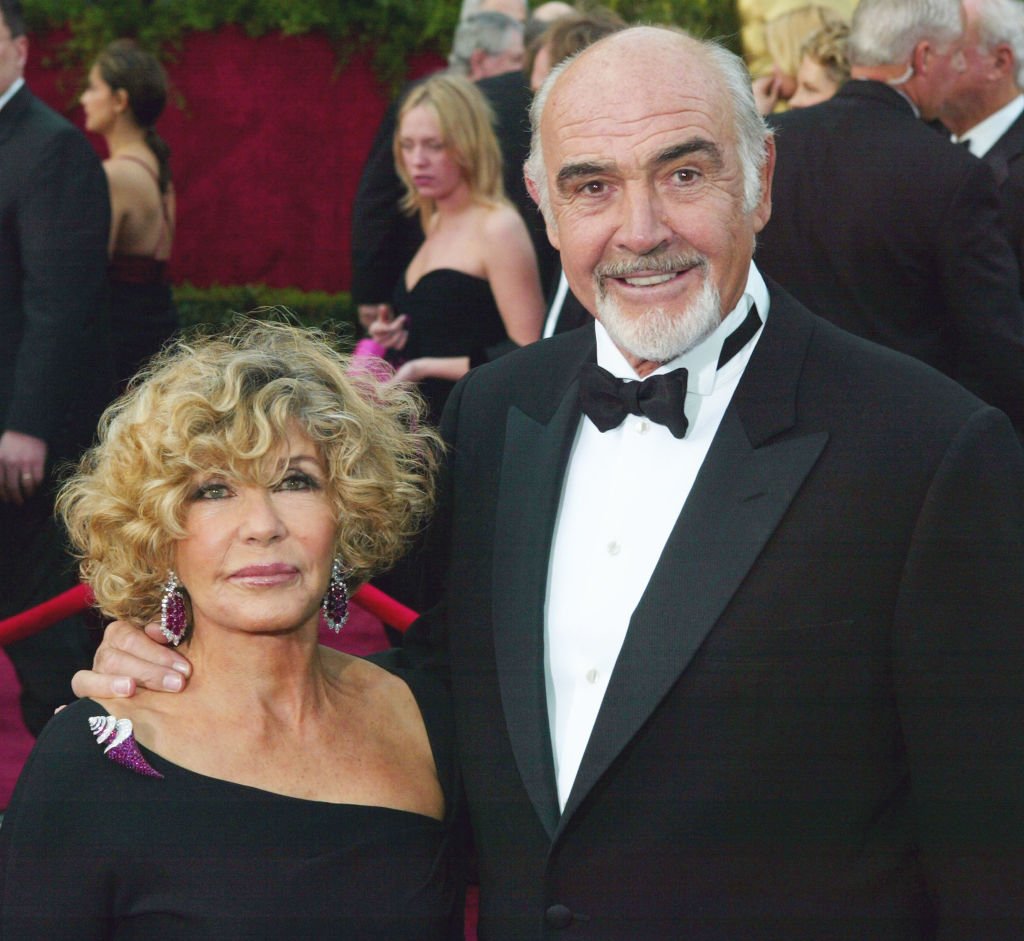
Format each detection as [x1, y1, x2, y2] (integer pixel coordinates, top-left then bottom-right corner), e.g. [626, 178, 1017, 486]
[23, 0, 740, 85]
[173, 283, 359, 350]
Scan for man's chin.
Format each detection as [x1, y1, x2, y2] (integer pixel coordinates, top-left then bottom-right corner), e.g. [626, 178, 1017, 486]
[596, 289, 722, 364]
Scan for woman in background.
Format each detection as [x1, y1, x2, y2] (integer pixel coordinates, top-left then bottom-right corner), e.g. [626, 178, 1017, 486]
[369, 73, 544, 424]
[80, 40, 179, 389]
[751, 4, 849, 114]
[788, 19, 851, 108]
[0, 322, 460, 939]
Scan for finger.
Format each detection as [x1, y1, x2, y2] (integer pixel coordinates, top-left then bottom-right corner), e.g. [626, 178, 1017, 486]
[71, 668, 138, 699]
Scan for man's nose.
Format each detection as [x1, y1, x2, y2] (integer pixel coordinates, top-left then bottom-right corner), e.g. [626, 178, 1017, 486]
[615, 186, 672, 256]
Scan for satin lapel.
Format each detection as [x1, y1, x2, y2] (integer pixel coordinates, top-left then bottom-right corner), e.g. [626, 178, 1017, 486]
[558, 294, 829, 828]
[493, 369, 585, 838]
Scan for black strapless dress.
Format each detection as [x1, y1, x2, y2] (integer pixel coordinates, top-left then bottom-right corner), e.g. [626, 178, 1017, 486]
[391, 268, 507, 423]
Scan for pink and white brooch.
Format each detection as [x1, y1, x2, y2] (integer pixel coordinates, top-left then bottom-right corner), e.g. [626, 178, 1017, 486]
[89, 715, 164, 779]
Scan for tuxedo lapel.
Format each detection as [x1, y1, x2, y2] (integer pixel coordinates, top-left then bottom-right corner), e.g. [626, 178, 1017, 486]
[984, 111, 1024, 187]
[558, 293, 829, 828]
[492, 336, 593, 837]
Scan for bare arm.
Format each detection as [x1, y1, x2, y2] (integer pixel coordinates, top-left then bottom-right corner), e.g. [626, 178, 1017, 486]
[482, 207, 545, 347]
[70, 620, 192, 699]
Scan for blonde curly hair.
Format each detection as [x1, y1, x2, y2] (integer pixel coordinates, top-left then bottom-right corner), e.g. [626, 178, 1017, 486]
[57, 319, 442, 624]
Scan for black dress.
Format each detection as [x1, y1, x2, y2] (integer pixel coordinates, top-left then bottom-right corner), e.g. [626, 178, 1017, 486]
[0, 667, 463, 939]
[391, 268, 507, 424]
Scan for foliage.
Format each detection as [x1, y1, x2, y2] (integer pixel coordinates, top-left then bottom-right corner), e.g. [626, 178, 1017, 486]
[173, 283, 359, 350]
[22, 0, 741, 85]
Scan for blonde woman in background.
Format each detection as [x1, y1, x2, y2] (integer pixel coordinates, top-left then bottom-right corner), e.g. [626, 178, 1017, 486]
[789, 19, 852, 108]
[747, 3, 853, 113]
[369, 73, 544, 424]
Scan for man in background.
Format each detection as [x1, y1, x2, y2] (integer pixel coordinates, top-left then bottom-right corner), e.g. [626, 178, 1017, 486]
[939, 0, 1024, 282]
[756, 0, 1024, 431]
[0, 0, 112, 734]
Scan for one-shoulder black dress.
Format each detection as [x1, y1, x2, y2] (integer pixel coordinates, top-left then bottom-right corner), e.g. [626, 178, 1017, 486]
[0, 667, 463, 940]
[391, 268, 507, 423]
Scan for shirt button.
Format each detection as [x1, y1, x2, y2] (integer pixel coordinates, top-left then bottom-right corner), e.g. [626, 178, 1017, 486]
[636, 420, 649, 434]
[585, 668, 599, 684]
[607, 540, 621, 556]
[545, 904, 574, 929]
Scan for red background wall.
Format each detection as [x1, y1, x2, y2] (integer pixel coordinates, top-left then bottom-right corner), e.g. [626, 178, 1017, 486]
[26, 27, 442, 292]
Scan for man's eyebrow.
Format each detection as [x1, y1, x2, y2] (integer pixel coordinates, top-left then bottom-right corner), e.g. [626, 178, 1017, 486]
[555, 160, 614, 192]
[653, 138, 724, 169]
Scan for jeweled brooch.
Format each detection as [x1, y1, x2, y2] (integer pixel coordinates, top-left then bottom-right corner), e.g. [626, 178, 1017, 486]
[89, 715, 164, 779]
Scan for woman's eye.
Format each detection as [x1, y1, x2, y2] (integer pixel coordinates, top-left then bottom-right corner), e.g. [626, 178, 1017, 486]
[277, 472, 319, 492]
[193, 482, 232, 500]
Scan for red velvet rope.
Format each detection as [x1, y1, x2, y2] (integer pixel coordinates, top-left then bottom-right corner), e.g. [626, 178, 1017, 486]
[0, 582, 418, 647]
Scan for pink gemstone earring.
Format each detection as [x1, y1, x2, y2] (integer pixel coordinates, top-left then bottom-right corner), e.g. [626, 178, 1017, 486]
[160, 571, 188, 646]
[322, 558, 349, 633]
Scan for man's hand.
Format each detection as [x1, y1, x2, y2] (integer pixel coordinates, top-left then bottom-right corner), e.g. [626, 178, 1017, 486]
[71, 620, 193, 699]
[0, 430, 47, 505]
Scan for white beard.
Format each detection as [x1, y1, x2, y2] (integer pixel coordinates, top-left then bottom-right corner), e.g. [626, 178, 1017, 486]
[595, 269, 722, 364]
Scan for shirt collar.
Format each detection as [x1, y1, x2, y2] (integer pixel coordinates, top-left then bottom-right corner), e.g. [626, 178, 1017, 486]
[0, 77, 24, 113]
[595, 261, 770, 395]
[953, 94, 1024, 157]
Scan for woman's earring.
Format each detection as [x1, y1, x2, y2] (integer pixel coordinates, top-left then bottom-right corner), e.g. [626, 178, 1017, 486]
[322, 558, 349, 633]
[160, 571, 188, 646]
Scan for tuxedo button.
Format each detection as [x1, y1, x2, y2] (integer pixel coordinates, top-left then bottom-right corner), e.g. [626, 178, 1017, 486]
[607, 540, 621, 556]
[636, 419, 650, 434]
[545, 904, 574, 929]
[585, 668, 599, 684]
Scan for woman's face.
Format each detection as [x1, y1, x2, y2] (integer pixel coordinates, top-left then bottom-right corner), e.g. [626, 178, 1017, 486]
[79, 65, 122, 134]
[788, 56, 839, 109]
[173, 426, 337, 639]
[397, 104, 465, 203]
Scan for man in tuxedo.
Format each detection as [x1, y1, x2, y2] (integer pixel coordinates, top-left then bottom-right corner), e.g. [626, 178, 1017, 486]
[0, 0, 111, 734]
[756, 0, 1024, 432]
[939, 0, 1024, 284]
[80, 25, 1024, 939]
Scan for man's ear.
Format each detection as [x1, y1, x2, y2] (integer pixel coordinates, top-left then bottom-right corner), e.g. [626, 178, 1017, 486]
[468, 48, 488, 81]
[524, 168, 560, 250]
[993, 42, 1015, 81]
[752, 134, 776, 234]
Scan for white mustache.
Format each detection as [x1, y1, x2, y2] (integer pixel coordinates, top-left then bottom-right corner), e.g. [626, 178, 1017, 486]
[594, 254, 708, 281]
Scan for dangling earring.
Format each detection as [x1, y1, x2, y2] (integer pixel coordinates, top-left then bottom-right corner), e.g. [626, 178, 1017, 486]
[322, 558, 349, 633]
[160, 571, 188, 646]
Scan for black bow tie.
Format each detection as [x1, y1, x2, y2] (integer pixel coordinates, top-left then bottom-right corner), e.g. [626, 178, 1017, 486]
[578, 303, 762, 439]
[578, 363, 690, 438]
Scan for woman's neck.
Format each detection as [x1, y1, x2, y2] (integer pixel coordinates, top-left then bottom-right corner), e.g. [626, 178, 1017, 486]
[105, 119, 150, 160]
[176, 624, 343, 728]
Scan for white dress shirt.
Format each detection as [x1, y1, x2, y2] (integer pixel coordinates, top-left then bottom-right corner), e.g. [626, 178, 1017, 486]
[543, 263, 771, 809]
[953, 94, 1024, 158]
[0, 76, 24, 113]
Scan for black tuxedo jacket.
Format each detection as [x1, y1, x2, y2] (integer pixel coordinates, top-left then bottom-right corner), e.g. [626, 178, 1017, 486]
[407, 283, 1024, 939]
[757, 80, 1024, 431]
[982, 108, 1024, 288]
[0, 84, 111, 463]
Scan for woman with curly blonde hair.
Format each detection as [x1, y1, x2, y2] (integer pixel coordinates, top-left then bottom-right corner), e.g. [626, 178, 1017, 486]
[0, 321, 463, 939]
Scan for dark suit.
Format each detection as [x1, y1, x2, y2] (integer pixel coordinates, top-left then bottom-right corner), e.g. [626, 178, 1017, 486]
[0, 84, 111, 734]
[407, 282, 1024, 938]
[756, 80, 1024, 431]
[349, 69, 555, 308]
[980, 108, 1024, 288]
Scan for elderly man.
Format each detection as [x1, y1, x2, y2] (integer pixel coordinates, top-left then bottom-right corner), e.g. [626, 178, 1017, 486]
[0, 0, 110, 735]
[81, 25, 1024, 939]
[940, 0, 1024, 281]
[757, 0, 1024, 432]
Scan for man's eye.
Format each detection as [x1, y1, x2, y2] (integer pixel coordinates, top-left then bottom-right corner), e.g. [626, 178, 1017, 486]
[277, 472, 319, 492]
[674, 168, 700, 183]
[580, 180, 606, 195]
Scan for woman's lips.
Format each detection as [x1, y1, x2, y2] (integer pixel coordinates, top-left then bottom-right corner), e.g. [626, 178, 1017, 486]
[229, 564, 299, 585]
